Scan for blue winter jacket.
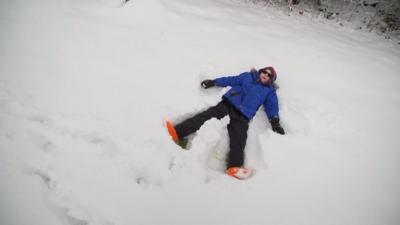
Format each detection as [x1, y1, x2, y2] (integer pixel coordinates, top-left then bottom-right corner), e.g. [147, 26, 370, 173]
[214, 71, 279, 121]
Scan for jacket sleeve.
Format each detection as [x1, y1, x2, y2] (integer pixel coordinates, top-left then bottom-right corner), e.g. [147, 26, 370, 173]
[263, 90, 280, 120]
[214, 72, 249, 87]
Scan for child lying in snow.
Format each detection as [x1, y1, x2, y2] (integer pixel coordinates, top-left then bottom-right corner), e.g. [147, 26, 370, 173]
[166, 67, 285, 179]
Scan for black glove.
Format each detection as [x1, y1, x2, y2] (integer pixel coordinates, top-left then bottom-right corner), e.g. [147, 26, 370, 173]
[270, 117, 285, 135]
[201, 80, 215, 89]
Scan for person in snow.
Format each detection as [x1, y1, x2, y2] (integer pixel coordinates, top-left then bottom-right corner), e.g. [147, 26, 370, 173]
[166, 67, 285, 179]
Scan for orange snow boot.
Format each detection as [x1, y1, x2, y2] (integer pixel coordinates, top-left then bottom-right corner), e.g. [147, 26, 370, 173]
[165, 120, 179, 143]
[165, 120, 189, 149]
[226, 167, 251, 180]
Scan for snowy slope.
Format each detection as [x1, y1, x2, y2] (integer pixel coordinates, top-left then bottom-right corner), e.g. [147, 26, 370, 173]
[1, 0, 400, 225]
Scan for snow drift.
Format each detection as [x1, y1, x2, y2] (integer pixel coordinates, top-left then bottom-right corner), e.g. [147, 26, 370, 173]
[1, 0, 400, 225]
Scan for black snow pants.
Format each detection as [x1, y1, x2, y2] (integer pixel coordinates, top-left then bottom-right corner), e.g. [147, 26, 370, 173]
[174, 99, 249, 168]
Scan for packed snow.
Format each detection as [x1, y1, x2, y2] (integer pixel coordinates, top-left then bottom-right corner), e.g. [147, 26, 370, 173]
[1, 0, 400, 225]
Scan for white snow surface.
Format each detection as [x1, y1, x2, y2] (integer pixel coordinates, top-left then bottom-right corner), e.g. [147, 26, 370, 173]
[1, 0, 400, 225]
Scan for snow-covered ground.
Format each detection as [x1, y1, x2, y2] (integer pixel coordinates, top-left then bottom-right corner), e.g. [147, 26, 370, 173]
[1, 0, 400, 225]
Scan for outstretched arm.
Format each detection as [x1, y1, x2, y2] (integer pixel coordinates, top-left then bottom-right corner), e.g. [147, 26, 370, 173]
[200, 72, 249, 89]
[214, 72, 249, 87]
[263, 91, 285, 135]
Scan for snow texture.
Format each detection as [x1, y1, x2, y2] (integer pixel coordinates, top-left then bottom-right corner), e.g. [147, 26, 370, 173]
[1, 0, 400, 225]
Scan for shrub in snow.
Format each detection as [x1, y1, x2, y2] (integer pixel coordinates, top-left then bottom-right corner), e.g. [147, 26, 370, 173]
[246, 0, 400, 40]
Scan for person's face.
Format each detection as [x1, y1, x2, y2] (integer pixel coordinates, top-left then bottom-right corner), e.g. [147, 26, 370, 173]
[260, 70, 271, 84]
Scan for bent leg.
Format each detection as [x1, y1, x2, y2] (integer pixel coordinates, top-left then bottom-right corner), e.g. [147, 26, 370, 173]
[175, 100, 229, 139]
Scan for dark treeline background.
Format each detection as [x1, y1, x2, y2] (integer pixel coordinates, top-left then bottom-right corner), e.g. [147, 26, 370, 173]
[248, 0, 400, 40]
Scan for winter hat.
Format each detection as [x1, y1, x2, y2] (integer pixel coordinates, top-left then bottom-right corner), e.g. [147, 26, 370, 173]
[258, 66, 277, 83]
